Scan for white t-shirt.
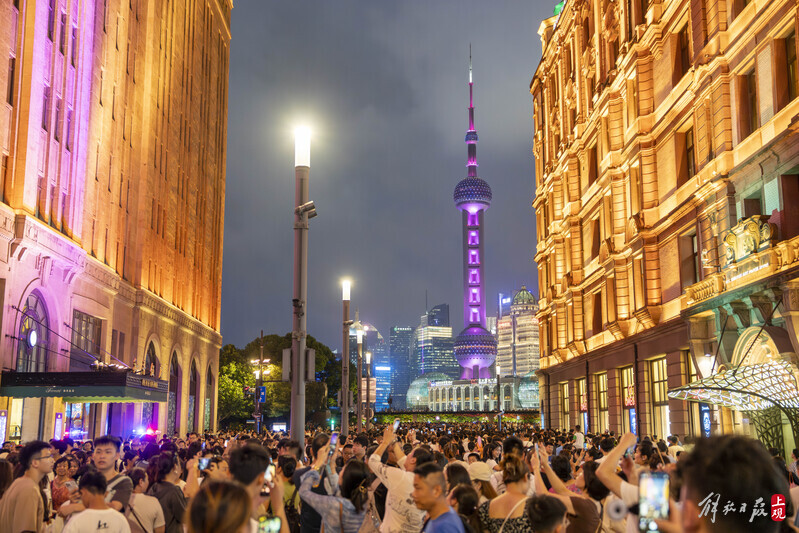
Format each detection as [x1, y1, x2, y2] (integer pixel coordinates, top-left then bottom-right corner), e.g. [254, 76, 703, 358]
[368, 454, 425, 533]
[126, 493, 165, 533]
[64, 508, 131, 533]
[620, 480, 639, 533]
[574, 432, 585, 449]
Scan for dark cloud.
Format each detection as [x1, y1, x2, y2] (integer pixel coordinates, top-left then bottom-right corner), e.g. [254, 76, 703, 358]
[222, 1, 553, 350]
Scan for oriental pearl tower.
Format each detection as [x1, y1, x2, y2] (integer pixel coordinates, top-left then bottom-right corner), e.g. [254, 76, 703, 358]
[453, 50, 497, 380]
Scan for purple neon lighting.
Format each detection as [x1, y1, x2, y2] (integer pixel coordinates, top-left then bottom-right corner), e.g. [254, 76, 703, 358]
[469, 269, 479, 284]
[467, 212, 479, 226]
[468, 250, 479, 265]
[469, 308, 480, 323]
[468, 231, 479, 246]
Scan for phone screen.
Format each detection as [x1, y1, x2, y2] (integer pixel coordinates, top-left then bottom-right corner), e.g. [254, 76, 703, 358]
[258, 516, 282, 533]
[638, 471, 670, 532]
[198, 458, 211, 470]
[329, 432, 339, 447]
[264, 464, 276, 483]
[393, 419, 400, 432]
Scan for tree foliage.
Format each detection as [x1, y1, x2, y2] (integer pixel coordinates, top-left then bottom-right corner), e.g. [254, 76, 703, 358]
[216, 333, 338, 428]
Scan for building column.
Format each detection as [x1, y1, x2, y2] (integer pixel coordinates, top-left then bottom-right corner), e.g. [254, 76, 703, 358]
[666, 350, 690, 438]
[607, 368, 621, 434]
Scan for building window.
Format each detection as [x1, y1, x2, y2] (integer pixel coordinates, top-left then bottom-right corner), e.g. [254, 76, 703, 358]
[592, 292, 603, 335]
[596, 373, 609, 433]
[42, 87, 50, 131]
[6, 57, 14, 105]
[675, 25, 691, 85]
[650, 357, 670, 440]
[59, 13, 66, 54]
[71, 26, 78, 67]
[469, 250, 480, 265]
[740, 68, 759, 139]
[685, 127, 695, 179]
[577, 378, 588, 431]
[789, 32, 798, 103]
[167, 353, 180, 437]
[620, 366, 635, 434]
[188, 361, 198, 433]
[744, 189, 763, 218]
[468, 269, 480, 285]
[561, 382, 570, 430]
[16, 291, 50, 372]
[686, 352, 702, 437]
[679, 231, 700, 290]
[468, 230, 479, 246]
[71, 310, 102, 371]
[47, 0, 56, 41]
[629, 161, 642, 214]
[588, 144, 599, 187]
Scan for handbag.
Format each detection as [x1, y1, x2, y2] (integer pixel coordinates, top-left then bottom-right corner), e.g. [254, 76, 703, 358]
[357, 484, 381, 533]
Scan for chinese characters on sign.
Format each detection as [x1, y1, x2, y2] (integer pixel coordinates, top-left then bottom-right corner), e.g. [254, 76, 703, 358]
[698, 493, 782, 523]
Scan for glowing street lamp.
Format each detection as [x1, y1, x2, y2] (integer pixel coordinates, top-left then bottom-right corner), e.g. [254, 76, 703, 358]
[341, 278, 353, 434]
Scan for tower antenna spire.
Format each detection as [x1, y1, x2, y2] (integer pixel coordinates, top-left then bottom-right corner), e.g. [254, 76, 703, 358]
[469, 43, 472, 83]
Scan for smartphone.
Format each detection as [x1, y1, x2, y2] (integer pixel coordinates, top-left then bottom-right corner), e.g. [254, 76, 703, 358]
[264, 464, 276, 484]
[626, 445, 636, 458]
[328, 432, 339, 457]
[448, 429, 451, 434]
[638, 471, 670, 532]
[64, 480, 78, 492]
[535, 443, 539, 454]
[393, 419, 401, 432]
[258, 516, 282, 533]
[198, 457, 211, 470]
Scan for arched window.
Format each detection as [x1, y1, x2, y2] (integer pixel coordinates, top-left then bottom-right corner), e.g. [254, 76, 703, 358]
[204, 370, 214, 431]
[167, 353, 180, 437]
[141, 342, 159, 429]
[188, 361, 198, 432]
[16, 291, 50, 372]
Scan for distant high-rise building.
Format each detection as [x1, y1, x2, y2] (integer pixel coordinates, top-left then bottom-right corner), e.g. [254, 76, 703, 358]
[389, 326, 414, 409]
[497, 293, 513, 319]
[496, 286, 540, 377]
[413, 306, 458, 378]
[426, 304, 450, 327]
[373, 363, 391, 412]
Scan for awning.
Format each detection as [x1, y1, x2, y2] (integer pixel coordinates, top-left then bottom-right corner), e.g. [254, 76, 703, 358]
[0, 370, 169, 403]
[668, 360, 799, 411]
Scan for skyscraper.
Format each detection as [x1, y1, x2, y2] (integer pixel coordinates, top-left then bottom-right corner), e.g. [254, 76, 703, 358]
[496, 286, 540, 377]
[453, 52, 497, 380]
[389, 326, 413, 409]
[413, 305, 458, 378]
[0, 0, 230, 442]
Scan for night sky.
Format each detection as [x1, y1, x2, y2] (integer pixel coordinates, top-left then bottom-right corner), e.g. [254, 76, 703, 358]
[221, 1, 554, 352]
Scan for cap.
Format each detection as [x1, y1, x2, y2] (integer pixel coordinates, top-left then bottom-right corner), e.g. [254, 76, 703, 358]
[468, 461, 492, 482]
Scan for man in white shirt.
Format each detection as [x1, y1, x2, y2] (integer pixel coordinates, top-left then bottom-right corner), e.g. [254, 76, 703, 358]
[573, 425, 585, 449]
[63, 470, 131, 533]
[369, 427, 434, 533]
[126, 468, 165, 533]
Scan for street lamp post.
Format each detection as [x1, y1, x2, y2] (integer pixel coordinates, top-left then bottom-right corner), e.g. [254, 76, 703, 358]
[365, 351, 372, 432]
[290, 126, 315, 444]
[253, 331, 264, 433]
[356, 327, 364, 433]
[496, 363, 502, 431]
[341, 280, 352, 434]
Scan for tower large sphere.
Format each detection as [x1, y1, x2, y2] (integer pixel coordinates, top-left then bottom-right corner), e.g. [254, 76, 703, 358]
[453, 176, 492, 209]
[454, 326, 497, 379]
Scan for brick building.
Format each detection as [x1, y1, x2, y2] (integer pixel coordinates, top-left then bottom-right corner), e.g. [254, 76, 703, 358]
[531, 0, 799, 451]
[0, 0, 230, 442]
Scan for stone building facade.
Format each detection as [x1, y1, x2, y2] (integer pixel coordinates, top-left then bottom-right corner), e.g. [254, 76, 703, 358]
[532, 0, 799, 446]
[0, 0, 230, 442]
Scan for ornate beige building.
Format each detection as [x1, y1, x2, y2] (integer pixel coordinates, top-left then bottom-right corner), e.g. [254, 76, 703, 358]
[531, 0, 799, 451]
[0, 0, 230, 442]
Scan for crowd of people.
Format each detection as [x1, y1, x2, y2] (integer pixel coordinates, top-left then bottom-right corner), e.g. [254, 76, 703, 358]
[0, 421, 794, 532]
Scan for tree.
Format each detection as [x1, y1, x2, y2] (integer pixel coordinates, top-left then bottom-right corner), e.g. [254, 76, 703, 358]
[217, 344, 255, 426]
[217, 334, 338, 427]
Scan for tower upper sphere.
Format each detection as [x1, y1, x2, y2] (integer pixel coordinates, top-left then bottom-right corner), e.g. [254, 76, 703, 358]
[454, 176, 492, 209]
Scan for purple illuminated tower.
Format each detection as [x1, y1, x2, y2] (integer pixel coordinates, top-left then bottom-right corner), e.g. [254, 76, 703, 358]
[453, 51, 497, 380]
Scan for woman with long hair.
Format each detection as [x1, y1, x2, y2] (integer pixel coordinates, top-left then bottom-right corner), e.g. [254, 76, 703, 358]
[448, 483, 482, 533]
[298, 444, 368, 533]
[147, 452, 187, 533]
[444, 463, 471, 493]
[477, 454, 532, 532]
[186, 480, 251, 533]
[482, 442, 501, 471]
